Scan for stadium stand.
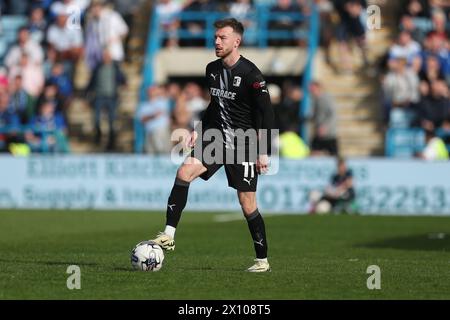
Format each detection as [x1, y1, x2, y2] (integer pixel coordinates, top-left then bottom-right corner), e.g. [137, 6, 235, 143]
[136, 0, 320, 153]
[382, 0, 450, 158]
[0, 0, 448, 159]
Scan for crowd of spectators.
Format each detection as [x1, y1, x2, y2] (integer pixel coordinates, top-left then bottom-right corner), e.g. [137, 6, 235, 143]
[0, 0, 132, 153]
[139, 0, 342, 157]
[316, 0, 369, 73]
[382, 0, 450, 158]
[155, 0, 313, 48]
[137, 78, 339, 158]
[142, 81, 300, 156]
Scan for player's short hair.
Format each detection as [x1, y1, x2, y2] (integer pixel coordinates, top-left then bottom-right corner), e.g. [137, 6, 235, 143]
[214, 18, 244, 36]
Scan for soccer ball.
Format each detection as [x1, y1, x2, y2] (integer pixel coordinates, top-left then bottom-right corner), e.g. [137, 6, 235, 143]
[315, 200, 332, 214]
[131, 241, 164, 272]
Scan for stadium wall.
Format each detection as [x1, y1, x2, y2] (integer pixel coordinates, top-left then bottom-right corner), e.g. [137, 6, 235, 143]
[0, 155, 449, 215]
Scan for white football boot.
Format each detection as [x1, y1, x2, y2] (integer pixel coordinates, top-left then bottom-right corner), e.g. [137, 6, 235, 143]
[246, 259, 271, 272]
[151, 232, 175, 251]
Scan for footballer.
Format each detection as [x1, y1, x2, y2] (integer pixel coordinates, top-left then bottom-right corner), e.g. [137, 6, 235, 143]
[151, 18, 275, 272]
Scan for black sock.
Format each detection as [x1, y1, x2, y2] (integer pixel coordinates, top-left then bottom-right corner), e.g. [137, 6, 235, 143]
[246, 209, 268, 259]
[166, 178, 190, 228]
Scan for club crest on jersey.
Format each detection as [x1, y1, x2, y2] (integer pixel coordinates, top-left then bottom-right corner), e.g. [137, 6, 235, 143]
[253, 81, 266, 89]
[233, 76, 241, 87]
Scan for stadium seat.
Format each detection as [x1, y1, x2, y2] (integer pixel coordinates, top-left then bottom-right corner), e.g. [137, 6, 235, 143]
[385, 128, 425, 158]
[389, 108, 415, 129]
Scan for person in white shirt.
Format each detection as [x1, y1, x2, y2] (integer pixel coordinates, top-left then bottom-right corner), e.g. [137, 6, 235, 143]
[388, 30, 422, 70]
[89, 0, 129, 63]
[46, 10, 84, 62]
[4, 27, 44, 69]
[50, 0, 92, 18]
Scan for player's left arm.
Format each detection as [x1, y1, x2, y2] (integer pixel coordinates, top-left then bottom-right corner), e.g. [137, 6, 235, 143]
[249, 69, 275, 174]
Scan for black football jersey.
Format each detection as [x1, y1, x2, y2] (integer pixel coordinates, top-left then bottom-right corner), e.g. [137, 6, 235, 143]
[200, 55, 275, 153]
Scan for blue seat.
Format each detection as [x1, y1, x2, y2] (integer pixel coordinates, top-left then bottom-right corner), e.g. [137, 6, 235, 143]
[389, 108, 416, 129]
[385, 128, 425, 158]
[0, 16, 28, 32]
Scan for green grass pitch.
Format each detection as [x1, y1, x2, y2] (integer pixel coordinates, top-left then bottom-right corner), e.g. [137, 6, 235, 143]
[0, 210, 449, 299]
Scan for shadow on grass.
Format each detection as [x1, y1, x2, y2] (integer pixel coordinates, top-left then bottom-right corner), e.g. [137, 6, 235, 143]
[355, 233, 450, 252]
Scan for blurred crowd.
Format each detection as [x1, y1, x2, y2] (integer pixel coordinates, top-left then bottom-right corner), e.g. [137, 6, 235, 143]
[156, 0, 314, 47]
[138, 79, 339, 159]
[381, 0, 450, 159]
[4, 0, 446, 160]
[0, 0, 135, 153]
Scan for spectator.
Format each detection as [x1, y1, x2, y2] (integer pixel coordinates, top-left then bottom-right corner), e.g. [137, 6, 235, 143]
[419, 54, 446, 84]
[27, 6, 48, 45]
[155, 0, 183, 48]
[333, 0, 369, 73]
[229, 0, 256, 45]
[0, 92, 21, 153]
[37, 82, 65, 116]
[84, 0, 129, 70]
[431, 10, 448, 41]
[8, 74, 35, 125]
[382, 57, 420, 122]
[229, 0, 253, 20]
[398, 0, 432, 42]
[0, 67, 8, 91]
[179, 0, 217, 47]
[399, 0, 431, 20]
[419, 32, 448, 76]
[4, 27, 44, 69]
[48, 62, 73, 104]
[309, 157, 356, 214]
[50, 0, 91, 19]
[46, 6, 84, 74]
[269, 0, 302, 46]
[8, 53, 45, 98]
[309, 81, 338, 156]
[87, 49, 126, 151]
[25, 100, 69, 153]
[138, 85, 172, 154]
[166, 82, 182, 113]
[112, 0, 146, 27]
[111, 0, 146, 57]
[42, 46, 58, 79]
[417, 79, 450, 130]
[399, 14, 428, 44]
[278, 83, 303, 133]
[418, 128, 449, 160]
[278, 127, 310, 159]
[388, 31, 422, 70]
[267, 83, 283, 131]
[183, 82, 208, 129]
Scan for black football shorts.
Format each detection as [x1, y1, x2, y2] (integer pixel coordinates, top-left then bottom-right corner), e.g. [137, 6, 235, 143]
[189, 137, 258, 192]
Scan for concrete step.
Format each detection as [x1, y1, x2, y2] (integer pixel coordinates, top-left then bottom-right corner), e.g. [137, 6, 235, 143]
[337, 123, 381, 137]
[327, 89, 379, 99]
[337, 113, 382, 122]
[339, 146, 384, 157]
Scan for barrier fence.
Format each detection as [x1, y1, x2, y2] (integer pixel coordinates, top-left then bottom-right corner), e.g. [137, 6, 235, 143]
[1, 155, 449, 215]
